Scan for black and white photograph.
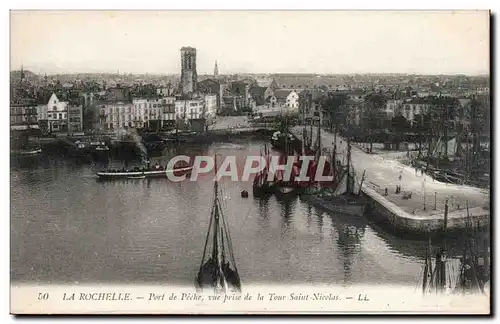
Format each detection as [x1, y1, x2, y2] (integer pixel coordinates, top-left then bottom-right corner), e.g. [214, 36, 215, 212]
[9, 10, 491, 314]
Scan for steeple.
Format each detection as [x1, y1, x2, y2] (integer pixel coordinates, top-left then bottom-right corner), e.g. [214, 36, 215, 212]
[214, 60, 219, 79]
[20, 64, 25, 81]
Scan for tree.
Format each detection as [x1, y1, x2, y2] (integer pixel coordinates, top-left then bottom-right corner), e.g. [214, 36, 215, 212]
[469, 95, 490, 165]
[390, 115, 409, 151]
[363, 93, 388, 152]
[391, 115, 409, 133]
[321, 92, 348, 132]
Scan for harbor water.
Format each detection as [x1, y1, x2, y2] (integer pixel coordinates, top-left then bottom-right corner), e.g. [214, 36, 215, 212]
[10, 139, 474, 287]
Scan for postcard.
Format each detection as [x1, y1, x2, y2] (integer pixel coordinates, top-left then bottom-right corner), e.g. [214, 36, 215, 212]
[10, 10, 491, 314]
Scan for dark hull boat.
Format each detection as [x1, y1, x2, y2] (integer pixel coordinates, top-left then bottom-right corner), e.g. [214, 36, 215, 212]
[252, 145, 276, 197]
[270, 134, 295, 153]
[195, 158, 241, 293]
[420, 204, 489, 296]
[96, 165, 193, 180]
[11, 147, 42, 157]
[195, 258, 241, 292]
[302, 192, 365, 217]
[274, 184, 302, 200]
[301, 136, 366, 217]
[253, 180, 276, 197]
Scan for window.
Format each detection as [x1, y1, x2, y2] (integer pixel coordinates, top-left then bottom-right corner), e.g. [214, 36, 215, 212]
[53, 105, 57, 110]
[58, 113, 62, 119]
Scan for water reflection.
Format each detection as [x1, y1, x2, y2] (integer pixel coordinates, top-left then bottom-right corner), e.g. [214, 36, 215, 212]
[276, 195, 297, 233]
[10, 139, 489, 287]
[334, 215, 366, 287]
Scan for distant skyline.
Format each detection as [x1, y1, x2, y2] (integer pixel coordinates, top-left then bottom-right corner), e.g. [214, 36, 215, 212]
[10, 11, 490, 75]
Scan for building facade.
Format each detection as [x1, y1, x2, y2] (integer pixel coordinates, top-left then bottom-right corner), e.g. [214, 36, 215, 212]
[274, 89, 299, 113]
[46, 93, 68, 133]
[175, 99, 204, 121]
[67, 104, 83, 133]
[401, 99, 431, 123]
[198, 78, 223, 112]
[204, 95, 217, 120]
[384, 99, 403, 119]
[285, 91, 299, 112]
[10, 101, 39, 131]
[99, 101, 134, 130]
[161, 97, 177, 129]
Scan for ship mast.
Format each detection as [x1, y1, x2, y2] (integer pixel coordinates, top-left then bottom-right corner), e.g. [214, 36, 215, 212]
[346, 136, 352, 194]
[197, 154, 241, 292]
[211, 155, 225, 289]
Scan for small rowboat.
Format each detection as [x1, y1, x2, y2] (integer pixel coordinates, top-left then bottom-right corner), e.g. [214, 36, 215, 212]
[277, 186, 295, 194]
[96, 165, 193, 180]
[11, 148, 42, 156]
[95, 145, 110, 151]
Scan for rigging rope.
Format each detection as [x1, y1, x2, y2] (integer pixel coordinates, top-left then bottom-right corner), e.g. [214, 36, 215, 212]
[198, 197, 216, 272]
[414, 264, 425, 292]
[237, 207, 255, 234]
[210, 152, 240, 274]
[221, 208, 239, 272]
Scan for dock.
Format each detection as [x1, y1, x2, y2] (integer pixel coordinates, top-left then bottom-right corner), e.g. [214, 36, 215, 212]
[291, 126, 490, 234]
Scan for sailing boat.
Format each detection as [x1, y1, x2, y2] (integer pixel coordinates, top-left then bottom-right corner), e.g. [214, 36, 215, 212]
[421, 202, 489, 296]
[195, 156, 242, 293]
[301, 136, 366, 217]
[421, 237, 487, 295]
[270, 114, 296, 154]
[253, 144, 276, 197]
[272, 116, 302, 198]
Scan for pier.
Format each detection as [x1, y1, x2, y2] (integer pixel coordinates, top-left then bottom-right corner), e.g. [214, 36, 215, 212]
[291, 126, 490, 234]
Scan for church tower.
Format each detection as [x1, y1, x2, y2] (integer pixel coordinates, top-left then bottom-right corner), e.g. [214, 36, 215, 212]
[20, 64, 25, 81]
[180, 46, 198, 97]
[214, 60, 219, 79]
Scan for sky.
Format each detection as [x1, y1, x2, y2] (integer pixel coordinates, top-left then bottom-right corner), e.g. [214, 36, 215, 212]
[10, 10, 490, 75]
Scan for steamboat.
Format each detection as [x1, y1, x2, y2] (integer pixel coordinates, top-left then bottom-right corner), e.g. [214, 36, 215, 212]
[96, 161, 193, 180]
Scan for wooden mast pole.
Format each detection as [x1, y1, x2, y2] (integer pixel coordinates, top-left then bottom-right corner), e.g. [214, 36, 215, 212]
[346, 136, 352, 194]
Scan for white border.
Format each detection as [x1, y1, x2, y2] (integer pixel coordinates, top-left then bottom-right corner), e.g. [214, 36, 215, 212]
[3, 1, 497, 323]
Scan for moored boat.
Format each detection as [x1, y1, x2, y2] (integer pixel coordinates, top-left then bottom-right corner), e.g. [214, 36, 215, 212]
[270, 131, 297, 153]
[274, 185, 301, 201]
[252, 144, 276, 197]
[11, 147, 42, 156]
[126, 175, 146, 179]
[195, 155, 241, 293]
[300, 136, 367, 217]
[94, 143, 110, 152]
[96, 164, 193, 180]
[302, 191, 365, 217]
